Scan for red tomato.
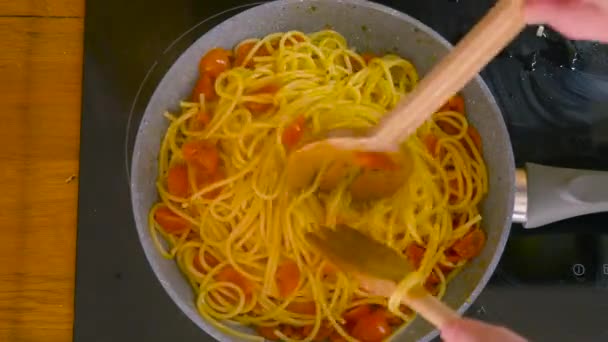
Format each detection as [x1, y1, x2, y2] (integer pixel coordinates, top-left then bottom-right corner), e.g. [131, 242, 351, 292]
[167, 164, 189, 197]
[343, 305, 373, 322]
[452, 229, 486, 259]
[405, 244, 425, 269]
[195, 168, 225, 199]
[234, 41, 270, 67]
[215, 265, 254, 297]
[256, 326, 280, 340]
[282, 115, 307, 149]
[361, 52, 377, 64]
[181, 140, 219, 174]
[193, 251, 219, 273]
[422, 134, 438, 157]
[276, 260, 300, 298]
[467, 126, 483, 153]
[301, 323, 334, 341]
[286, 301, 317, 315]
[154, 206, 190, 235]
[350, 310, 392, 342]
[440, 95, 465, 114]
[191, 74, 216, 102]
[190, 110, 211, 131]
[199, 48, 231, 78]
[244, 83, 280, 115]
[353, 152, 398, 170]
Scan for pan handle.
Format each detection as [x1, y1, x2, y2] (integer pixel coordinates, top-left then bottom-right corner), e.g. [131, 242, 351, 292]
[513, 163, 608, 228]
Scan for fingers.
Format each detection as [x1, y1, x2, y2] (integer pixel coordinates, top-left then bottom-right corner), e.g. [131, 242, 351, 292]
[525, 0, 608, 41]
[441, 318, 528, 342]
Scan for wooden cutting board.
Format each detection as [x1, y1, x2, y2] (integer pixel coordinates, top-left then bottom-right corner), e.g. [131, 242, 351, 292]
[0, 1, 83, 341]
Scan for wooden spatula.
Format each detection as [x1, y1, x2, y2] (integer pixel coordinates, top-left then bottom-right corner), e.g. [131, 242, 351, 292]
[306, 225, 460, 329]
[286, 0, 526, 189]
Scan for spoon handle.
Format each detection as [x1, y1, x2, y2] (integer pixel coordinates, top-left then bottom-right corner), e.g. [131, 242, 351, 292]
[369, 0, 526, 150]
[402, 285, 460, 329]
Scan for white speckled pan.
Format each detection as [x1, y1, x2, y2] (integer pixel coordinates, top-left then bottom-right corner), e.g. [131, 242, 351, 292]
[130, 0, 515, 341]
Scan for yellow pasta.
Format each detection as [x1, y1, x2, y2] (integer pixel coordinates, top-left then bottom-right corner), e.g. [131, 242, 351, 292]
[148, 30, 488, 342]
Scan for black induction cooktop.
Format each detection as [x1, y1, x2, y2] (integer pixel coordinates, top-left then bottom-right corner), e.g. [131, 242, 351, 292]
[76, 0, 608, 341]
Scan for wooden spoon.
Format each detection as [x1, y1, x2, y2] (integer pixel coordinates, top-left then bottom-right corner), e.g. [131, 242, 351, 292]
[286, 0, 526, 189]
[306, 225, 459, 329]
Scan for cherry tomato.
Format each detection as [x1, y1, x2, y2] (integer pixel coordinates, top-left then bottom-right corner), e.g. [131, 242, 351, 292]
[215, 265, 254, 297]
[351, 310, 392, 342]
[167, 164, 189, 197]
[276, 260, 300, 298]
[256, 326, 280, 340]
[405, 244, 425, 269]
[154, 206, 190, 235]
[282, 115, 307, 149]
[181, 140, 219, 174]
[439, 95, 465, 114]
[191, 74, 216, 102]
[361, 52, 377, 64]
[467, 126, 483, 153]
[452, 229, 486, 259]
[199, 48, 231, 78]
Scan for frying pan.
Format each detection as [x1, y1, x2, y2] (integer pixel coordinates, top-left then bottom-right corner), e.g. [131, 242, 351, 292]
[130, 0, 608, 340]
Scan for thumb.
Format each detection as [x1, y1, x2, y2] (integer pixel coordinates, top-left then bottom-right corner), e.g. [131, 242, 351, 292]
[525, 0, 608, 41]
[440, 318, 527, 342]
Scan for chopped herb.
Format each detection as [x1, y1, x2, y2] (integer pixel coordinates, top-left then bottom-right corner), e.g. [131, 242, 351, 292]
[361, 25, 368, 32]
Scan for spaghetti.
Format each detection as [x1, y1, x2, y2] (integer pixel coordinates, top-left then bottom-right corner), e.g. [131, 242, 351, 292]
[149, 30, 488, 342]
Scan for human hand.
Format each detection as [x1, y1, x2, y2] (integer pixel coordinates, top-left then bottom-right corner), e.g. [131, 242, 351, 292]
[525, 0, 608, 42]
[440, 318, 527, 342]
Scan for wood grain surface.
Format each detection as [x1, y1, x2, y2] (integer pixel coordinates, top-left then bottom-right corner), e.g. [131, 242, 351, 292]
[0, 0, 83, 341]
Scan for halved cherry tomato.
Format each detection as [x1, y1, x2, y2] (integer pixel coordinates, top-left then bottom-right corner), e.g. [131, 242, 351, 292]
[301, 323, 334, 342]
[282, 115, 307, 149]
[167, 164, 189, 197]
[361, 52, 377, 64]
[191, 74, 216, 102]
[154, 206, 190, 235]
[235, 41, 270, 67]
[439, 251, 462, 272]
[343, 305, 373, 322]
[329, 332, 348, 342]
[440, 95, 465, 114]
[405, 244, 425, 269]
[452, 228, 486, 259]
[437, 120, 460, 135]
[286, 301, 317, 315]
[280, 325, 301, 339]
[256, 326, 280, 340]
[377, 307, 404, 326]
[193, 251, 219, 273]
[182, 140, 219, 174]
[215, 265, 254, 297]
[467, 126, 483, 154]
[191, 110, 211, 131]
[422, 134, 438, 157]
[276, 259, 300, 298]
[195, 168, 225, 199]
[244, 83, 280, 115]
[353, 152, 398, 170]
[425, 271, 440, 287]
[350, 310, 392, 342]
[199, 48, 231, 78]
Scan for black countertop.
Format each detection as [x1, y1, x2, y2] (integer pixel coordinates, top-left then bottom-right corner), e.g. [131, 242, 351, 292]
[76, 1, 608, 341]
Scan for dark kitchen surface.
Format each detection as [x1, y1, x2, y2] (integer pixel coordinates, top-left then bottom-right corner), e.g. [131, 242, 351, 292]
[76, 0, 608, 341]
